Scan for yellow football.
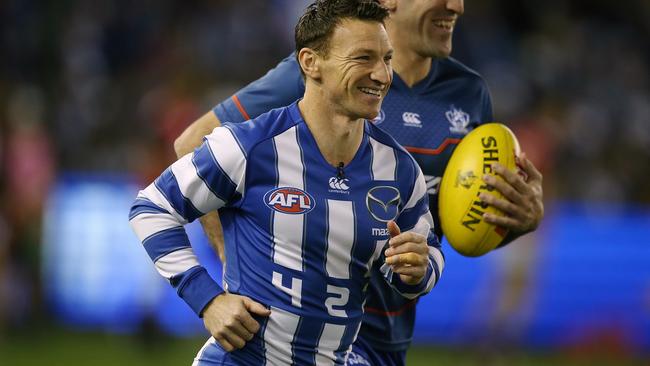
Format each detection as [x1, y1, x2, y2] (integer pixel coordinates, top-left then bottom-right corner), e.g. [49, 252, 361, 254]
[438, 123, 521, 257]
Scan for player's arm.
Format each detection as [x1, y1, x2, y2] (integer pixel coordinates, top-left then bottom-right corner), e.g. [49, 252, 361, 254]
[130, 127, 270, 352]
[173, 54, 305, 262]
[382, 168, 444, 298]
[173, 111, 227, 262]
[174, 111, 222, 157]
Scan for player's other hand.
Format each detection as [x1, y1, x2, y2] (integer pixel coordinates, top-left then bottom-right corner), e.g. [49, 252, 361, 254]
[479, 152, 544, 236]
[384, 220, 429, 285]
[202, 293, 271, 352]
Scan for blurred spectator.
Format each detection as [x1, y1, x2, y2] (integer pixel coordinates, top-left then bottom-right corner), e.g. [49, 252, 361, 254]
[1, 84, 55, 328]
[0, 0, 648, 349]
[1, 0, 646, 202]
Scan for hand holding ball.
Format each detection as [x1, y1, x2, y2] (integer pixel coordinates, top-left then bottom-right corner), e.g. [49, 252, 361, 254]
[438, 123, 520, 257]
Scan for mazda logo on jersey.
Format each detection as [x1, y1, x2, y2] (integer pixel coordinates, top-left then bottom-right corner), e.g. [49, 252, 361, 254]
[264, 187, 315, 214]
[365, 186, 401, 222]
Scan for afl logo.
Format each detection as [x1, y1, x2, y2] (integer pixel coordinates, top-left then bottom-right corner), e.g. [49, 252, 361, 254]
[264, 187, 315, 214]
[366, 186, 401, 222]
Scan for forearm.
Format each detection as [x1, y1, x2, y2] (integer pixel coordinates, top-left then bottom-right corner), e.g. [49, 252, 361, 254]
[384, 260, 434, 298]
[130, 128, 246, 316]
[130, 184, 223, 316]
[200, 212, 225, 263]
[174, 111, 222, 157]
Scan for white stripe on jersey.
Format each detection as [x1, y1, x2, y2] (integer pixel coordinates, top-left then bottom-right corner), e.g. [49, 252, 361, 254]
[343, 321, 363, 364]
[314, 323, 346, 366]
[263, 307, 301, 366]
[365, 239, 387, 277]
[274, 126, 304, 189]
[272, 213, 304, 271]
[272, 126, 305, 271]
[369, 137, 397, 181]
[326, 200, 355, 279]
[429, 246, 445, 274]
[154, 248, 200, 279]
[412, 213, 434, 237]
[404, 169, 427, 210]
[192, 337, 216, 366]
[170, 153, 225, 214]
[129, 212, 182, 242]
[138, 184, 188, 224]
[205, 127, 247, 195]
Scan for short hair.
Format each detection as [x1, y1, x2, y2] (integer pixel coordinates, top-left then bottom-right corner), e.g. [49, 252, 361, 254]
[295, 0, 389, 59]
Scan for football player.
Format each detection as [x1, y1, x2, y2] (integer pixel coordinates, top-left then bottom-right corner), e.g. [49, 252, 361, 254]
[131, 1, 444, 364]
[174, 0, 544, 365]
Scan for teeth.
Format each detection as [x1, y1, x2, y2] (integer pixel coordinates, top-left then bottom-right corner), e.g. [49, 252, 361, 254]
[433, 20, 454, 30]
[360, 87, 381, 96]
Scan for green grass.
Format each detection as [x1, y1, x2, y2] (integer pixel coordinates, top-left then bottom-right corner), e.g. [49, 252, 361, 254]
[406, 345, 647, 366]
[1, 328, 201, 366]
[1, 327, 647, 366]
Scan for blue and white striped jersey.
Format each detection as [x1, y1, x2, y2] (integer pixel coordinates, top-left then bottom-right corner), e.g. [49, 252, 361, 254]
[130, 101, 443, 365]
[215, 54, 492, 353]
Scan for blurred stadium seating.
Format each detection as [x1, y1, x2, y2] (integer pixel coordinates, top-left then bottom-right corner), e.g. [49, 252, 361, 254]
[0, 0, 648, 364]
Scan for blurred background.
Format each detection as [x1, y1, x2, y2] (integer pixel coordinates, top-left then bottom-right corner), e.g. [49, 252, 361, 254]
[0, 0, 649, 365]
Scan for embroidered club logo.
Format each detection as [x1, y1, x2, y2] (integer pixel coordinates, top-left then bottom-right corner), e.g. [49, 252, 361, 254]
[264, 187, 315, 214]
[446, 106, 470, 134]
[365, 186, 401, 222]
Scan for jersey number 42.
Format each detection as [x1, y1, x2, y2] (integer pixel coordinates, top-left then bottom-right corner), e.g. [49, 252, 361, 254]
[272, 271, 349, 318]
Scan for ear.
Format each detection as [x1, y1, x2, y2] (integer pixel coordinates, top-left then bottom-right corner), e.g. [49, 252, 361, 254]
[298, 48, 321, 80]
[379, 0, 397, 12]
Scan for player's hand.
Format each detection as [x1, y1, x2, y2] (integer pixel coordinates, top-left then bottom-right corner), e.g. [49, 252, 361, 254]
[479, 152, 544, 236]
[202, 293, 271, 352]
[384, 220, 429, 285]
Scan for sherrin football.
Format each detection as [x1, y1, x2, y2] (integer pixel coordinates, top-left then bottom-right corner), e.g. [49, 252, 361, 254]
[439, 123, 520, 257]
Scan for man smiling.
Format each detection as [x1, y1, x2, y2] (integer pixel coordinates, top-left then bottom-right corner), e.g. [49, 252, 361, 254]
[130, 1, 444, 364]
[175, 1, 544, 365]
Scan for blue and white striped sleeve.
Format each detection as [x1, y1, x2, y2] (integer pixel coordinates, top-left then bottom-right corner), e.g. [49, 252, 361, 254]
[381, 166, 445, 299]
[129, 126, 246, 316]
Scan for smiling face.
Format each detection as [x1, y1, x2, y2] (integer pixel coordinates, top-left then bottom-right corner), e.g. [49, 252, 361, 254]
[390, 0, 464, 59]
[315, 18, 394, 121]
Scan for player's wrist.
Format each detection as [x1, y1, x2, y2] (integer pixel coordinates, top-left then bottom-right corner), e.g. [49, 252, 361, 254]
[177, 266, 224, 317]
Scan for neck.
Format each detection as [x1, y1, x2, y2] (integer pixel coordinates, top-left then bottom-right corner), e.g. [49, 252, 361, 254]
[387, 26, 432, 87]
[298, 92, 364, 167]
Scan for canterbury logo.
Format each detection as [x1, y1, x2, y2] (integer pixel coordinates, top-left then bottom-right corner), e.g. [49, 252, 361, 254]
[402, 112, 422, 125]
[328, 177, 350, 191]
